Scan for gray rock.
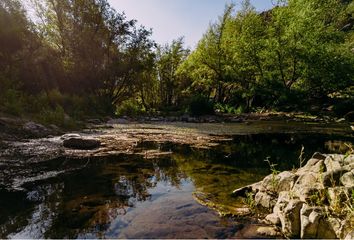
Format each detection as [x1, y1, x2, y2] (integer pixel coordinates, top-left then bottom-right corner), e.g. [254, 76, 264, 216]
[300, 204, 323, 238]
[256, 226, 280, 237]
[60, 133, 81, 140]
[345, 231, 354, 240]
[340, 171, 354, 187]
[63, 137, 101, 150]
[322, 168, 350, 187]
[107, 118, 129, 124]
[277, 171, 297, 192]
[292, 173, 323, 201]
[279, 200, 304, 238]
[255, 191, 276, 209]
[265, 213, 281, 226]
[327, 217, 342, 239]
[23, 121, 49, 136]
[297, 159, 325, 175]
[317, 218, 337, 239]
[325, 155, 343, 172]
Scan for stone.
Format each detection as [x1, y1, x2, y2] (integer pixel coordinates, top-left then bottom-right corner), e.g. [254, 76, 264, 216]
[60, 133, 81, 140]
[255, 191, 276, 209]
[277, 171, 297, 192]
[63, 137, 101, 150]
[327, 217, 342, 239]
[327, 187, 352, 210]
[23, 121, 49, 136]
[292, 173, 322, 201]
[297, 159, 325, 175]
[325, 155, 343, 172]
[265, 213, 281, 226]
[300, 204, 323, 238]
[345, 231, 354, 240]
[232, 186, 252, 197]
[256, 226, 280, 237]
[340, 171, 354, 187]
[278, 200, 304, 238]
[316, 218, 337, 239]
[322, 168, 350, 187]
[107, 118, 129, 124]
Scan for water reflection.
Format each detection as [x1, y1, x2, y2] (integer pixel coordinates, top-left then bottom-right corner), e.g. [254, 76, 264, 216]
[0, 133, 353, 238]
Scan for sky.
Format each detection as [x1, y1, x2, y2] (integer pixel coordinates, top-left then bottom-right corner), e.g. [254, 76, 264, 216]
[108, 0, 275, 48]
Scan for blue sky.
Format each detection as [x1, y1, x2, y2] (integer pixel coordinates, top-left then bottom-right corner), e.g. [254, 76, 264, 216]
[108, 0, 275, 48]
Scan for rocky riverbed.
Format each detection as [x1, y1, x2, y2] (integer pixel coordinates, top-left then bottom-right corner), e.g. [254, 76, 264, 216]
[233, 153, 354, 239]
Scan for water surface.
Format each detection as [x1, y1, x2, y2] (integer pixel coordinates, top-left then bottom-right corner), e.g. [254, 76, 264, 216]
[1, 123, 353, 238]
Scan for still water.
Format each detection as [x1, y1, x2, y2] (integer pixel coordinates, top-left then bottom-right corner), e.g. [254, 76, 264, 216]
[0, 130, 353, 238]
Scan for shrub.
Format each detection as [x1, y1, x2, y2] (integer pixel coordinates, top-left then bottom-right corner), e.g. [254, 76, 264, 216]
[188, 95, 214, 116]
[115, 100, 145, 117]
[0, 89, 24, 116]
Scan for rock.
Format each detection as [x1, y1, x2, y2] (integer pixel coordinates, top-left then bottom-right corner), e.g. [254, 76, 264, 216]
[87, 119, 101, 124]
[300, 204, 323, 238]
[107, 118, 129, 124]
[23, 121, 49, 136]
[60, 133, 81, 140]
[317, 218, 337, 239]
[327, 217, 342, 239]
[232, 186, 252, 197]
[345, 231, 354, 240]
[265, 213, 281, 226]
[273, 191, 291, 216]
[256, 226, 280, 237]
[278, 200, 304, 238]
[292, 173, 323, 201]
[312, 152, 327, 160]
[297, 159, 325, 175]
[325, 155, 343, 172]
[63, 137, 101, 150]
[340, 171, 354, 187]
[277, 171, 297, 192]
[344, 111, 354, 122]
[322, 168, 349, 187]
[255, 191, 276, 209]
[327, 187, 352, 210]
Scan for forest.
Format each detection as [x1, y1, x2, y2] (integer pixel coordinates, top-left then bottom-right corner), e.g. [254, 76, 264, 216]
[0, 0, 353, 126]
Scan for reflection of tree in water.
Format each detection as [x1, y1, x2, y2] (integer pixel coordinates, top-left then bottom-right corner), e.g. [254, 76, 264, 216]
[42, 153, 184, 238]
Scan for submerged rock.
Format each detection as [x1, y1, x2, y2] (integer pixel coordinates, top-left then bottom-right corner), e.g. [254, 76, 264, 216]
[63, 137, 101, 150]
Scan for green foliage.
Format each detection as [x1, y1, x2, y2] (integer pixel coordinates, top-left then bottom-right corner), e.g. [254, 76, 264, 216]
[188, 95, 214, 116]
[0, 89, 24, 116]
[115, 100, 145, 117]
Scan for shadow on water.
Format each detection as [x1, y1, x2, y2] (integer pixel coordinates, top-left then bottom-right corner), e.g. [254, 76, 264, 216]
[0, 132, 353, 238]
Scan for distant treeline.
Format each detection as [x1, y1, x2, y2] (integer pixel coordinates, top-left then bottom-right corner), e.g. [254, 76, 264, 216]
[0, 0, 353, 124]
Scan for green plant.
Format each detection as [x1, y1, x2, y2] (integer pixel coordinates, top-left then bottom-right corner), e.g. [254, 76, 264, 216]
[298, 145, 305, 168]
[188, 95, 214, 116]
[264, 157, 280, 192]
[116, 99, 145, 117]
[243, 191, 256, 210]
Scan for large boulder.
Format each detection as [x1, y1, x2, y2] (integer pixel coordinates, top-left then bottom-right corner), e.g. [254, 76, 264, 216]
[63, 137, 101, 150]
[278, 200, 304, 238]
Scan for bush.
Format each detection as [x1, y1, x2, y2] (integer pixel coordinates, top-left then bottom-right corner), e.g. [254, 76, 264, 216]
[215, 103, 243, 114]
[37, 105, 66, 126]
[0, 89, 24, 116]
[115, 100, 145, 117]
[188, 95, 214, 116]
